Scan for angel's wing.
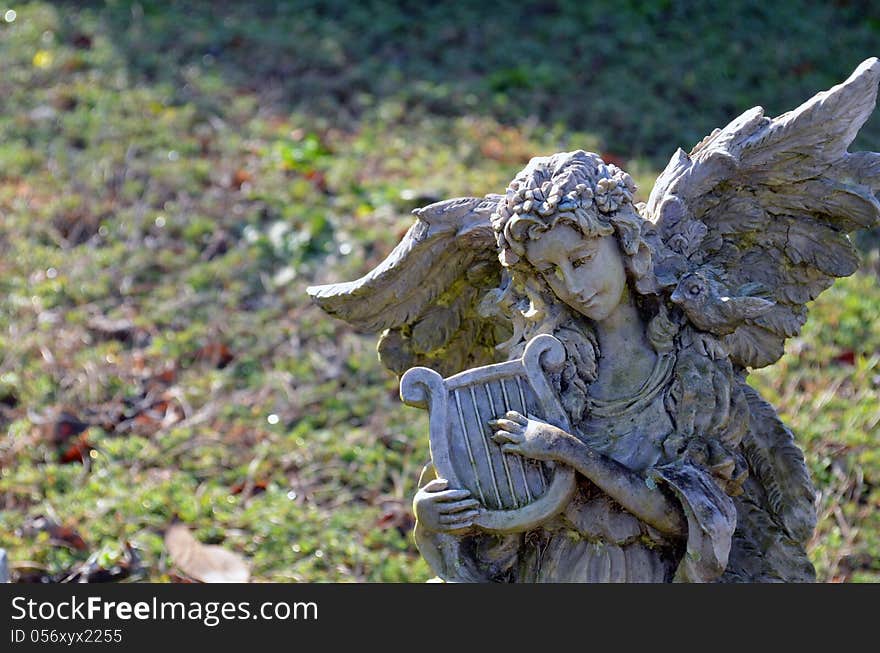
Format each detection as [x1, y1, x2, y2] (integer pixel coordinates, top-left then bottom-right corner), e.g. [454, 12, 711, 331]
[645, 59, 880, 580]
[721, 382, 817, 582]
[644, 57, 880, 369]
[307, 195, 510, 377]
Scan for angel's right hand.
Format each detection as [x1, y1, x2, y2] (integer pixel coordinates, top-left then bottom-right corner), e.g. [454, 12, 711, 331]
[413, 478, 481, 534]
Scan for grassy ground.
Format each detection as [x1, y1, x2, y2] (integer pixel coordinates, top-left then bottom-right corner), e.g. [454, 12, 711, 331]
[0, 1, 878, 582]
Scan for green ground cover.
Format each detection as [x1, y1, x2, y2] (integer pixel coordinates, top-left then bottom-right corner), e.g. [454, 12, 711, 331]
[0, 1, 878, 582]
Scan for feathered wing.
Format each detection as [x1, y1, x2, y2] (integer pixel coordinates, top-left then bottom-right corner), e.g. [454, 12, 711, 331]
[645, 57, 880, 369]
[644, 58, 880, 581]
[722, 384, 818, 582]
[307, 195, 510, 377]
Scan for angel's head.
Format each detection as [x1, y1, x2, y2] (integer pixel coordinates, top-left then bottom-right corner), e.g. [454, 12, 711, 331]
[491, 151, 655, 321]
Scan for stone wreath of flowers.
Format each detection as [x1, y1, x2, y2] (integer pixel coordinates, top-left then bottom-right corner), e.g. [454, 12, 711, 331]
[493, 164, 636, 224]
[491, 158, 637, 268]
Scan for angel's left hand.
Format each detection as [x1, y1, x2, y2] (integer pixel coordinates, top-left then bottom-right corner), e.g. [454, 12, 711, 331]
[489, 411, 570, 462]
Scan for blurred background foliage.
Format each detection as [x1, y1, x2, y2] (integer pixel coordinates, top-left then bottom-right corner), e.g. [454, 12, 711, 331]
[0, 0, 878, 582]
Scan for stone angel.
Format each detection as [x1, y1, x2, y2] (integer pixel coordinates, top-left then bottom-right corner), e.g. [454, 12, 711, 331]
[308, 59, 880, 582]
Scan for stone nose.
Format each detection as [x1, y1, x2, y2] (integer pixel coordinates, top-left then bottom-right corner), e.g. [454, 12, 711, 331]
[561, 263, 589, 295]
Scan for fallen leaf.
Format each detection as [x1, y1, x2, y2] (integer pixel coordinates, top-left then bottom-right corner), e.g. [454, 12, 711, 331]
[155, 365, 177, 384]
[195, 342, 234, 368]
[230, 479, 269, 496]
[22, 516, 88, 551]
[833, 350, 856, 366]
[164, 524, 250, 583]
[231, 169, 252, 189]
[52, 411, 89, 444]
[59, 436, 92, 464]
[305, 169, 327, 192]
[375, 502, 415, 536]
[600, 151, 627, 169]
[51, 525, 88, 551]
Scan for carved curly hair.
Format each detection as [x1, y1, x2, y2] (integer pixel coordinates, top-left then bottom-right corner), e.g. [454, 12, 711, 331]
[491, 150, 657, 297]
[487, 151, 671, 426]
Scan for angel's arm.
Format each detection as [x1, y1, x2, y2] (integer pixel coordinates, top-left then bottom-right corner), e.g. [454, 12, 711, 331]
[490, 413, 685, 535]
[559, 437, 686, 534]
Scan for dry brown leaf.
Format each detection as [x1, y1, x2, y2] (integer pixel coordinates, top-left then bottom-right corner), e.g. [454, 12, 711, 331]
[194, 342, 235, 368]
[164, 524, 250, 583]
[50, 410, 89, 444]
[22, 516, 88, 551]
[59, 436, 92, 464]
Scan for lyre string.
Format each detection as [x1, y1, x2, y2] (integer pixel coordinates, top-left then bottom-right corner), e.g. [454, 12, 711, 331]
[469, 386, 503, 508]
[483, 383, 519, 508]
[500, 378, 533, 503]
[453, 390, 486, 504]
[515, 376, 547, 492]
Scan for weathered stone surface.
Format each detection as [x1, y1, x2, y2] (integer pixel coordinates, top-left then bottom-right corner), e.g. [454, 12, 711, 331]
[308, 58, 880, 582]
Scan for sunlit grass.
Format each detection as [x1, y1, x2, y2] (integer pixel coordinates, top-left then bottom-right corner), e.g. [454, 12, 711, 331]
[0, 1, 877, 583]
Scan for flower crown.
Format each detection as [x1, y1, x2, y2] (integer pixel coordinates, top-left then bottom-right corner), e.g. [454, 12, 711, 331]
[490, 152, 637, 267]
[492, 159, 636, 226]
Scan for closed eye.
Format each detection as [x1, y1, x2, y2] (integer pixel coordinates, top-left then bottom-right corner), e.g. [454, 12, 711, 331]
[539, 265, 565, 282]
[571, 253, 594, 268]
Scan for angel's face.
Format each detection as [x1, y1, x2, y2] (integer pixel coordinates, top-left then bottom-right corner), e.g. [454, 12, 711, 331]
[525, 223, 626, 321]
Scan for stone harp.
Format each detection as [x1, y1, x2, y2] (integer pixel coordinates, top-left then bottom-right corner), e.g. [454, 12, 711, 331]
[401, 334, 577, 534]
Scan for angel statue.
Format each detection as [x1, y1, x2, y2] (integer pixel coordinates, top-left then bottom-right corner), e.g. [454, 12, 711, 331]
[308, 58, 880, 582]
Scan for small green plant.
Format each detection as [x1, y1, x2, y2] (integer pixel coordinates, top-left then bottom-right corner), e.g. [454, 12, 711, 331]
[0, 1, 877, 583]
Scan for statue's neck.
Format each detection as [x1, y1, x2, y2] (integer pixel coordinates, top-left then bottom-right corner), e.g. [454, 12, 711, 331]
[589, 288, 658, 400]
